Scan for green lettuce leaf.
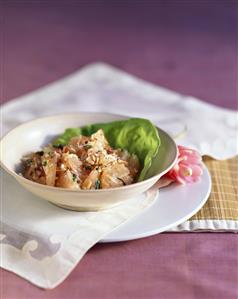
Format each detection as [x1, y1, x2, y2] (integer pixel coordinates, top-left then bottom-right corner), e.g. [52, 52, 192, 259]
[53, 118, 160, 181]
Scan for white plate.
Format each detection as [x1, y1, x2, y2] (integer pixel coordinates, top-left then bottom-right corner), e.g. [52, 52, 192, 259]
[101, 164, 211, 242]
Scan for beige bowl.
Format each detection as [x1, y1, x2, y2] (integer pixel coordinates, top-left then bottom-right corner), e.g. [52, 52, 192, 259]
[0, 113, 178, 211]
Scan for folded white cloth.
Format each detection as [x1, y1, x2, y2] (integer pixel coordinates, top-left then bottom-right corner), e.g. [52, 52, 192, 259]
[1, 63, 237, 288]
[1, 170, 157, 289]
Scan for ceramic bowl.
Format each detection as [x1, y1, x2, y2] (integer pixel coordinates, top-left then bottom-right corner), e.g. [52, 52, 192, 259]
[0, 112, 178, 211]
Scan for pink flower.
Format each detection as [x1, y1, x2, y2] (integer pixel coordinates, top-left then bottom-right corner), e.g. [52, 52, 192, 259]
[163, 145, 203, 185]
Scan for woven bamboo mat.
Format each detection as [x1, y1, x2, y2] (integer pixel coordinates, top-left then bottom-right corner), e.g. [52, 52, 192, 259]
[190, 156, 238, 221]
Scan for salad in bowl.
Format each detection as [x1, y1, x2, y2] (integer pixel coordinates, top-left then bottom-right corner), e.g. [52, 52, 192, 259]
[21, 118, 161, 190]
[22, 129, 140, 190]
[0, 113, 177, 210]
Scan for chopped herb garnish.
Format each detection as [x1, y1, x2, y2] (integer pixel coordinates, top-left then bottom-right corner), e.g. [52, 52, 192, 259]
[72, 173, 77, 182]
[53, 144, 64, 150]
[95, 179, 101, 189]
[36, 151, 44, 156]
[26, 159, 33, 165]
[117, 177, 126, 185]
[48, 152, 54, 158]
[43, 161, 47, 166]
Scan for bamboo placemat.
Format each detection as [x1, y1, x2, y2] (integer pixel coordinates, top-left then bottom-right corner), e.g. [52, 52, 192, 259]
[170, 156, 238, 232]
[191, 156, 238, 221]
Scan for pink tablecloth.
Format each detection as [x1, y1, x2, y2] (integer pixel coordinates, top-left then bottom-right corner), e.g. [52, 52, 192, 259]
[1, 1, 237, 298]
[2, 234, 238, 299]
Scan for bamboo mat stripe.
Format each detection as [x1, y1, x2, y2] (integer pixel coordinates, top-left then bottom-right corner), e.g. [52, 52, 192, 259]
[190, 156, 238, 221]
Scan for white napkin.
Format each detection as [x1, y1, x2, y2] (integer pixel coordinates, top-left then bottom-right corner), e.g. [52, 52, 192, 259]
[1, 170, 157, 289]
[1, 63, 238, 288]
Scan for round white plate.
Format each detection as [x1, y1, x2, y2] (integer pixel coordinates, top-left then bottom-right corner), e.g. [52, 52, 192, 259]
[101, 164, 211, 242]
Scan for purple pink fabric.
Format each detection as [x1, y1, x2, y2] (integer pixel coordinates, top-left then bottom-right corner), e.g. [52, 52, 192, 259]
[1, 1, 237, 298]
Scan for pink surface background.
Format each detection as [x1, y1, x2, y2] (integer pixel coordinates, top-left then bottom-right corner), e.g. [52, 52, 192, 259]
[1, 1, 238, 299]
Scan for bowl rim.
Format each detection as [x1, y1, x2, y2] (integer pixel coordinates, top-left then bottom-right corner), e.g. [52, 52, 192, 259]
[0, 112, 178, 193]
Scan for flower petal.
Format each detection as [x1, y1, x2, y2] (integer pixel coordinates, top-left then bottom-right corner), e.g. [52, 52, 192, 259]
[190, 164, 203, 177]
